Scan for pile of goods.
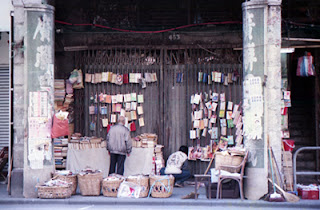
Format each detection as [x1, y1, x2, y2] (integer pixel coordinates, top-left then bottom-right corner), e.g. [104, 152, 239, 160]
[36, 179, 72, 199]
[132, 133, 158, 148]
[149, 175, 175, 198]
[77, 168, 103, 196]
[102, 174, 125, 197]
[297, 184, 320, 200]
[154, 145, 165, 175]
[53, 170, 78, 195]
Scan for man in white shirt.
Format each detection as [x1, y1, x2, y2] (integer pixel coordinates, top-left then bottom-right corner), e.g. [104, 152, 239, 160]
[160, 145, 191, 187]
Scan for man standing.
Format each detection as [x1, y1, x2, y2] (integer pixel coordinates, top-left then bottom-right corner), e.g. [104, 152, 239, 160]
[107, 116, 132, 175]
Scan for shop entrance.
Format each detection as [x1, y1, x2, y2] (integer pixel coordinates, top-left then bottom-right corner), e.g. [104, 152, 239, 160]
[74, 46, 242, 174]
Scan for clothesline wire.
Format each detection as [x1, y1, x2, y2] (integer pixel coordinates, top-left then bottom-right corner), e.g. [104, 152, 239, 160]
[55, 20, 242, 34]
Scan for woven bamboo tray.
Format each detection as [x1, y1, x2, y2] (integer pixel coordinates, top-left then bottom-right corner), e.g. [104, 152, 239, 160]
[215, 152, 243, 173]
[77, 172, 103, 196]
[126, 175, 149, 198]
[102, 179, 124, 197]
[149, 175, 174, 198]
[53, 173, 77, 195]
[37, 184, 72, 199]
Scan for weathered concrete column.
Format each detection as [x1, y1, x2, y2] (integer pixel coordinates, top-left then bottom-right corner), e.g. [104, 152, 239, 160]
[242, 0, 282, 200]
[12, 1, 55, 198]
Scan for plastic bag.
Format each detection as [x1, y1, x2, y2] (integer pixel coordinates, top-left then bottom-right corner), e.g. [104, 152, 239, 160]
[117, 181, 141, 198]
[51, 114, 69, 138]
[296, 53, 315, 77]
[69, 69, 79, 84]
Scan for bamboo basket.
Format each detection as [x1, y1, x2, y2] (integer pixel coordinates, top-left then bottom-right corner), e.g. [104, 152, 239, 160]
[53, 173, 77, 195]
[77, 172, 103, 196]
[215, 152, 243, 173]
[149, 175, 174, 198]
[37, 184, 72, 199]
[102, 179, 124, 197]
[126, 175, 149, 198]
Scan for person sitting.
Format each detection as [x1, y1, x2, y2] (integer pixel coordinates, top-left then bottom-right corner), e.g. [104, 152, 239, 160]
[160, 145, 191, 187]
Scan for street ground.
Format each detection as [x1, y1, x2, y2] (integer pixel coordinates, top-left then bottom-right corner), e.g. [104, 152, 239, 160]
[0, 182, 319, 210]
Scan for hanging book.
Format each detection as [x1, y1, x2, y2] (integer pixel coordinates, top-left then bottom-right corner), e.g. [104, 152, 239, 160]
[131, 93, 137, 101]
[219, 110, 225, 118]
[101, 72, 108, 82]
[117, 94, 123, 103]
[115, 104, 122, 113]
[115, 74, 123, 85]
[137, 106, 143, 115]
[102, 118, 108, 127]
[220, 93, 226, 101]
[125, 112, 132, 121]
[110, 114, 117, 123]
[226, 111, 233, 120]
[203, 118, 209, 128]
[227, 119, 234, 128]
[221, 127, 227, 136]
[137, 94, 144, 103]
[124, 93, 131, 102]
[202, 128, 207, 137]
[211, 72, 215, 81]
[211, 127, 218, 139]
[111, 95, 117, 104]
[232, 104, 239, 118]
[190, 130, 196, 139]
[138, 117, 145, 127]
[220, 119, 227, 127]
[129, 73, 135, 83]
[85, 73, 92, 83]
[123, 74, 129, 84]
[111, 73, 117, 84]
[227, 136, 234, 145]
[95, 73, 102, 83]
[212, 102, 218, 112]
[105, 95, 112, 104]
[120, 109, 126, 117]
[199, 120, 205, 130]
[193, 120, 200, 129]
[91, 74, 96, 84]
[131, 110, 137, 120]
[131, 102, 137, 110]
[212, 93, 219, 102]
[125, 102, 131, 111]
[152, 72, 157, 82]
[227, 101, 233, 111]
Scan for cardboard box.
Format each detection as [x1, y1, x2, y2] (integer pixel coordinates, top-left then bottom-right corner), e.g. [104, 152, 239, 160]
[282, 151, 292, 167]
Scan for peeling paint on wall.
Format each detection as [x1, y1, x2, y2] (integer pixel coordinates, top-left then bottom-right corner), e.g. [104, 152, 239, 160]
[243, 74, 263, 140]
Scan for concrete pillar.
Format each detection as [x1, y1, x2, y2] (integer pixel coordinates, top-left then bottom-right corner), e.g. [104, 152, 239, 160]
[12, 1, 55, 198]
[242, 0, 282, 200]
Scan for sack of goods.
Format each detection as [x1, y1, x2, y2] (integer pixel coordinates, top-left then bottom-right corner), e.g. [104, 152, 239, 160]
[77, 168, 103, 196]
[53, 170, 78, 195]
[36, 179, 72, 199]
[102, 174, 125, 197]
[149, 175, 175, 198]
[126, 175, 150, 198]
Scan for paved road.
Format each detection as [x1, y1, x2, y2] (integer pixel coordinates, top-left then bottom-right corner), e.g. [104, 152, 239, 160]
[0, 204, 313, 210]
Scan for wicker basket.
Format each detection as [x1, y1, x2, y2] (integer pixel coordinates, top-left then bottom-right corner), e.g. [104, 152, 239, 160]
[102, 179, 124, 197]
[126, 175, 149, 198]
[77, 172, 103, 196]
[53, 173, 77, 195]
[37, 184, 72, 199]
[149, 175, 174, 198]
[215, 152, 243, 173]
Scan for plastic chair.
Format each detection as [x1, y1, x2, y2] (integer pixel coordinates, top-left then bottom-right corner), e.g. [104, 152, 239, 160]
[216, 151, 249, 200]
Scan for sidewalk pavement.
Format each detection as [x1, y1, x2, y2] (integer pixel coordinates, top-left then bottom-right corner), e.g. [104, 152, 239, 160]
[1, 183, 320, 209]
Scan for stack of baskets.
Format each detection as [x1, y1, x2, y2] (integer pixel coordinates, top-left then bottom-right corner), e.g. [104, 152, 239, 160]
[102, 175, 124, 197]
[149, 175, 174, 198]
[215, 152, 244, 173]
[77, 169, 103, 196]
[36, 179, 72, 199]
[126, 175, 149, 198]
[53, 171, 77, 195]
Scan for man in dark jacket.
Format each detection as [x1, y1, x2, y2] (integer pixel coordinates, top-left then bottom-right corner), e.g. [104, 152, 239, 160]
[107, 116, 132, 175]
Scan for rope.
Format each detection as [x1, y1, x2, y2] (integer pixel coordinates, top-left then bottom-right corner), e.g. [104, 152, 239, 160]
[147, 176, 172, 198]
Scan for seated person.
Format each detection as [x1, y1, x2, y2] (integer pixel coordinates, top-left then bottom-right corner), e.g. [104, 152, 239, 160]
[160, 145, 191, 187]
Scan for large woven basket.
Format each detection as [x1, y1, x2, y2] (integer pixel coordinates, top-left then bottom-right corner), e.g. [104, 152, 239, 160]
[102, 179, 124, 197]
[37, 184, 72, 199]
[53, 174, 77, 195]
[77, 172, 103, 196]
[126, 175, 149, 198]
[215, 152, 243, 173]
[149, 175, 174, 198]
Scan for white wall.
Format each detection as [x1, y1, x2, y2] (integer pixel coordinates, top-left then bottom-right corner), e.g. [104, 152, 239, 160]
[0, 0, 13, 32]
[0, 32, 9, 66]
